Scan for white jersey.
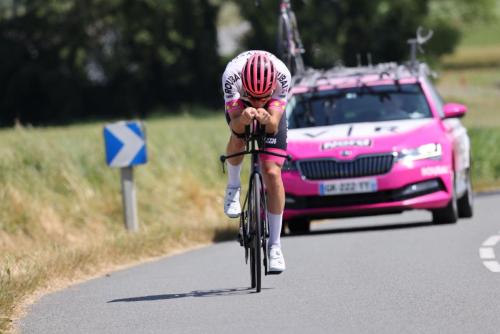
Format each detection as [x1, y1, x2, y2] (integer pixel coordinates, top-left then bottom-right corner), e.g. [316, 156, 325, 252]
[222, 50, 291, 113]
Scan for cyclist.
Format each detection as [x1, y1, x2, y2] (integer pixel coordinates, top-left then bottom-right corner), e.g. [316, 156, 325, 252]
[222, 51, 291, 273]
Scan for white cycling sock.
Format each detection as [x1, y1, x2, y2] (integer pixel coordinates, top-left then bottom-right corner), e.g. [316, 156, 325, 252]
[227, 162, 242, 188]
[268, 211, 283, 248]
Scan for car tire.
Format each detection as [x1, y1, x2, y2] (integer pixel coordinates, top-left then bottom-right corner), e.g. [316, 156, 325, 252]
[287, 219, 311, 235]
[458, 169, 474, 218]
[432, 175, 458, 224]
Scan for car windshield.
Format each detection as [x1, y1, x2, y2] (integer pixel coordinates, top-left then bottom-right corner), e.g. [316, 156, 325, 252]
[287, 84, 432, 129]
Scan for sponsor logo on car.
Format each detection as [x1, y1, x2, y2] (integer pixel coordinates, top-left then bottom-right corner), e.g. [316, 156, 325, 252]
[421, 165, 449, 176]
[321, 139, 372, 151]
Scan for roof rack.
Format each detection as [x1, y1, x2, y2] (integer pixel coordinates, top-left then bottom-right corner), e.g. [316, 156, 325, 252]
[291, 27, 436, 91]
[293, 61, 435, 92]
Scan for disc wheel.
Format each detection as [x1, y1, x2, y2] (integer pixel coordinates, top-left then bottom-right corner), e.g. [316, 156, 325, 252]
[249, 173, 262, 292]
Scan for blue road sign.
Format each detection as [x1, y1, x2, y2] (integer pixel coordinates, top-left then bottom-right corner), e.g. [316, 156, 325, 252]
[103, 121, 147, 168]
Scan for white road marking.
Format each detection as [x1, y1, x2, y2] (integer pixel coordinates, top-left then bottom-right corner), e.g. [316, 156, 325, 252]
[482, 235, 500, 247]
[479, 248, 496, 260]
[483, 261, 500, 273]
[480, 234, 500, 273]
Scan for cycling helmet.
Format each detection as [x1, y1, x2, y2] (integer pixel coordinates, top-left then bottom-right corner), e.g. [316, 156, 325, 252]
[241, 52, 277, 98]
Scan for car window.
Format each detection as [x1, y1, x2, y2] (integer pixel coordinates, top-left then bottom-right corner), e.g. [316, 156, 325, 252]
[287, 84, 432, 129]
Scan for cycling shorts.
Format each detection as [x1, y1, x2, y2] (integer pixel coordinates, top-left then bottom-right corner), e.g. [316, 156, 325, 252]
[225, 110, 288, 165]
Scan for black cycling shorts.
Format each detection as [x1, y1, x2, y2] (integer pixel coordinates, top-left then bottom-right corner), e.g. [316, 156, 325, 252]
[224, 111, 287, 152]
[225, 109, 287, 164]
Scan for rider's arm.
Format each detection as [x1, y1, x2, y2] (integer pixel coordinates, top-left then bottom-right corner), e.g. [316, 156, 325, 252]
[228, 106, 256, 135]
[256, 108, 280, 134]
[261, 99, 286, 134]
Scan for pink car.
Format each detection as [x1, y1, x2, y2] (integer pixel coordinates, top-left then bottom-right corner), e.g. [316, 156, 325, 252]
[282, 63, 473, 233]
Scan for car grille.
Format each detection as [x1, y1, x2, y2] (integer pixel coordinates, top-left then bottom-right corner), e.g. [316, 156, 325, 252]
[297, 154, 395, 180]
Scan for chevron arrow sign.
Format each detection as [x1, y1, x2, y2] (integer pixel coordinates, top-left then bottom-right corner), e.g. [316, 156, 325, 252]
[103, 121, 147, 168]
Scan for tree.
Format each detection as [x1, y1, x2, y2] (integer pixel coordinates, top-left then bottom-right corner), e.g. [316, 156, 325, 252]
[234, 0, 496, 68]
[0, 0, 222, 126]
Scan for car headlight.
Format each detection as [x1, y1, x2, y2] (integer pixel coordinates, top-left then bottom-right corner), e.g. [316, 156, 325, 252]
[397, 143, 442, 162]
[282, 159, 298, 171]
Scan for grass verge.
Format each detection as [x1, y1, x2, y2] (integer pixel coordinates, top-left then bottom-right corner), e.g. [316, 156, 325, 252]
[0, 113, 237, 333]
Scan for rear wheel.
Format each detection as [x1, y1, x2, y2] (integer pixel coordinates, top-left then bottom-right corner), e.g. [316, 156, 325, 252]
[287, 219, 311, 234]
[458, 169, 474, 218]
[432, 175, 458, 224]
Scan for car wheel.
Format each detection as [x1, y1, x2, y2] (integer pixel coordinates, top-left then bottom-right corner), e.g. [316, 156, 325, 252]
[432, 175, 458, 224]
[287, 219, 311, 235]
[458, 169, 474, 218]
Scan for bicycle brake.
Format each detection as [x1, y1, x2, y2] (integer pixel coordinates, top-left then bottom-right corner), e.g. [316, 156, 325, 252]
[220, 158, 226, 174]
[237, 225, 244, 247]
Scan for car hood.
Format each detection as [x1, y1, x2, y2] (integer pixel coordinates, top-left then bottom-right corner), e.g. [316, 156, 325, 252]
[287, 119, 443, 159]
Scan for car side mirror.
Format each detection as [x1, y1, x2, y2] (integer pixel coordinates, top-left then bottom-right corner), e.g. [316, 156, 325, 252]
[443, 103, 467, 119]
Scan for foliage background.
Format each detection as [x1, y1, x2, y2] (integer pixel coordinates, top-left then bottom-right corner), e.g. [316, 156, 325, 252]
[0, 0, 497, 126]
[0, 0, 221, 125]
[236, 0, 496, 67]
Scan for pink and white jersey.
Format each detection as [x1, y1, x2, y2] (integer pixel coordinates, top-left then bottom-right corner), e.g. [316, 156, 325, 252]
[222, 50, 291, 113]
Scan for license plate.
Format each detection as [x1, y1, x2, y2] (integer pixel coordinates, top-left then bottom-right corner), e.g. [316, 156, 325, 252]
[319, 178, 378, 195]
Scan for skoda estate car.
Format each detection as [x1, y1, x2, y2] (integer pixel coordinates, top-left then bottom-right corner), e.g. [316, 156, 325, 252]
[282, 63, 473, 233]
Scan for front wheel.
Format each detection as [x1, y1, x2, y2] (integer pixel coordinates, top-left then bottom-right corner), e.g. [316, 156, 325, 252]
[458, 169, 474, 218]
[249, 173, 263, 292]
[432, 176, 458, 224]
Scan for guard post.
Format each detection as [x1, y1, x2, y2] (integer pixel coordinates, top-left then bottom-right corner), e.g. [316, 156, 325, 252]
[103, 121, 147, 232]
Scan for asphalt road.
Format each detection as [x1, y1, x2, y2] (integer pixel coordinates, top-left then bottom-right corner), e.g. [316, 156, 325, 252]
[18, 193, 500, 334]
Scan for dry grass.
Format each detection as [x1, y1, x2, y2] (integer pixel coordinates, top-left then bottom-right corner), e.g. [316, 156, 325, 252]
[436, 66, 500, 128]
[436, 1, 500, 128]
[0, 113, 237, 333]
[441, 45, 500, 69]
[437, 51, 500, 189]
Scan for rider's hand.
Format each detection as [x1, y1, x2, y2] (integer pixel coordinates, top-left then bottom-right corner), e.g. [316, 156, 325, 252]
[241, 107, 257, 125]
[255, 108, 271, 125]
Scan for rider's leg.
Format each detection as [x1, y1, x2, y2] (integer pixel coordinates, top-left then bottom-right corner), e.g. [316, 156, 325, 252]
[261, 160, 285, 247]
[224, 134, 246, 218]
[261, 160, 286, 272]
[226, 134, 245, 186]
[226, 133, 246, 166]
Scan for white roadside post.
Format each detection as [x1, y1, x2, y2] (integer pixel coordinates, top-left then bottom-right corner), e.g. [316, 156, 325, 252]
[103, 121, 147, 232]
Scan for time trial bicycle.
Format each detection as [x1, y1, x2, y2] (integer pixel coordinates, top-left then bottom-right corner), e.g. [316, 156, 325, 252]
[220, 120, 290, 293]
